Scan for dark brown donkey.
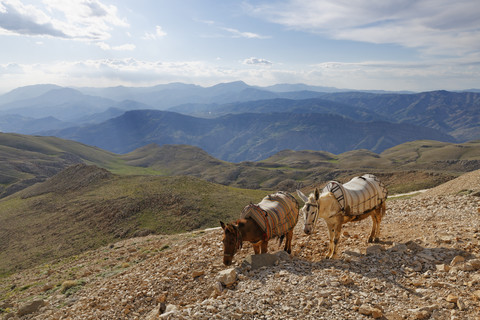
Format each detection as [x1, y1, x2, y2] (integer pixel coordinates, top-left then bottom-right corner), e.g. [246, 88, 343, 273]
[220, 192, 299, 266]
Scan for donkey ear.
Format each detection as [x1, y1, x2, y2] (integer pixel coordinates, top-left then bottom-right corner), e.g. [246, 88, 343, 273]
[314, 188, 320, 200]
[220, 221, 226, 230]
[296, 190, 309, 203]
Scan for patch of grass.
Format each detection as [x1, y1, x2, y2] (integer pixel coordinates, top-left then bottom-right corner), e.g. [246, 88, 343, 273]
[456, 189, 473, 195]
[20, 284, 33, 291]
[61, 280, 86, 296]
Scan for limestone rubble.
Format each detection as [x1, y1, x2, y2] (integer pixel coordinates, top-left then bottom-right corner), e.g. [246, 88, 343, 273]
[1, 193, 479, 320]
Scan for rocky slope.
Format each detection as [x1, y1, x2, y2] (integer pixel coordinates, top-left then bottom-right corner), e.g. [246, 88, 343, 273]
[1, 177, 480, 319]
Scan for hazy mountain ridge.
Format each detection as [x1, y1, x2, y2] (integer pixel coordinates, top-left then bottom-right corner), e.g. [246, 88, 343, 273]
[168, 97, 387, 122]
[0, 84, 63, 105]
[0, 115, 74, 135]
[0, 82, 478, 160]
[0, 88, 117, 121]
[46, 109, 454, 162]
[320, 90, 480, 141]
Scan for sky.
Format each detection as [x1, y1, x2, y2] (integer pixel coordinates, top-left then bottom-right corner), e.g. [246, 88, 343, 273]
[0, 0, 479, 94]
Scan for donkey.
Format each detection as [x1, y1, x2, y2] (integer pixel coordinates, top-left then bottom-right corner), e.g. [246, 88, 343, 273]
[297, 174, 387, 259]
[220, 192, 299, 266]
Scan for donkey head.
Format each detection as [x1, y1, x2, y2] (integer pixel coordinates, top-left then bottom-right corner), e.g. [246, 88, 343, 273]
[220, 221, 242, 266]
[297, 188, 320, 235]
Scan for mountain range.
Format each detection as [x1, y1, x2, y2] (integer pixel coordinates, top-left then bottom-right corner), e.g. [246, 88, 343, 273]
[0, 81, 479, 161]
[46, 109, 454, 162]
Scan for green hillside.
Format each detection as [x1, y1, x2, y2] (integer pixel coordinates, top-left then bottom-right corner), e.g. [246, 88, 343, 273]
[0, 133, 162, 198]
[2, 133, 480, 198]
[0, 164, 269, 276]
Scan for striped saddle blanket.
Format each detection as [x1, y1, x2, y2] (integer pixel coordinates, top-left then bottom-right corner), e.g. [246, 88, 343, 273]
[323, 174, 387, 216]
[240, 192, 299, 240]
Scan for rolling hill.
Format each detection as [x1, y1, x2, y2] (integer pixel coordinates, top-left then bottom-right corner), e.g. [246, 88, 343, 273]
[0, 164, 269, 275]
[1, 132, 479, 199]
[0, 132, 163, 198]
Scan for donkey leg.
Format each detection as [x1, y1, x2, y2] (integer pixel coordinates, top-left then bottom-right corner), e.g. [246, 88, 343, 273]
[373, 203, 386, 242]
[368, 213, 378, 243]
[325, 220, 336, 259]
[374, 210, 382, 242]
[252, 242, 261, 255]
[261, 241, 268, 254]
[330, 217, 343, 258]
[284, 229, 293, 254]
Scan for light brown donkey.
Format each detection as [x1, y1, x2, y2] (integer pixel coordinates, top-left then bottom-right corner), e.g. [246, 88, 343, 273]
[297, 174, 387, 259]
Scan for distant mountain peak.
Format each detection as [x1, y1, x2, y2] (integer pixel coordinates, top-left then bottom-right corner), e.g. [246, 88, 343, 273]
[209, 81, 248, 89]
[0, 84, 64, 105]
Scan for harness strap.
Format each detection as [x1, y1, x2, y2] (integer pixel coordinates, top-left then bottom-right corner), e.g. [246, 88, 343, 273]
[235, 224, 243, 251]
[262, 209, 271, 241]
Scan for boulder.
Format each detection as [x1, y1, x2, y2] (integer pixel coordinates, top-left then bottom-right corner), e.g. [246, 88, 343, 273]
[17, 299, 46, 317]
[242, 253, 279, 270]
[467, 258, 480, 270]
[435, 264, 450, 272]
[389, 243, 407, 253]
[366, 245, 383, 255]
[358, 304, 383, 318]
[450, 255, 465, 266]
[217, 268, 236, 286]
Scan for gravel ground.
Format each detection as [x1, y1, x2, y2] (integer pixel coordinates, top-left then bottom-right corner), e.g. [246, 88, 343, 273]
[1, 175, 480, 320]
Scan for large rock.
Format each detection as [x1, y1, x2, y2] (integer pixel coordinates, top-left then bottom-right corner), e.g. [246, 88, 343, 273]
[217, 268, 237, 286]
[242, 253, 279, 270]
[366, 245, 383, 255]
[17, 299, 46, 317]
[467, 258, 480, 270]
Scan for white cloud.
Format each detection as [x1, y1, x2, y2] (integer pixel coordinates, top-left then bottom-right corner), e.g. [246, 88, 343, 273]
[243, 57, 273, 66]
[249, 0, 480, 57]
[197, 19, 269, 39]
[96, 42, 135, 51]
[1, 56, 479, 93]
[143, 25, 167, 40]
[0, 0, 128, 40]
[0, 0, 69, 37]
[221, 27, 269, 39]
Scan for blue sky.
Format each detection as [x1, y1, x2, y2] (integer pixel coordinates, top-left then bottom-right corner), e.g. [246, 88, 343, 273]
[0, 0, 479, 93]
